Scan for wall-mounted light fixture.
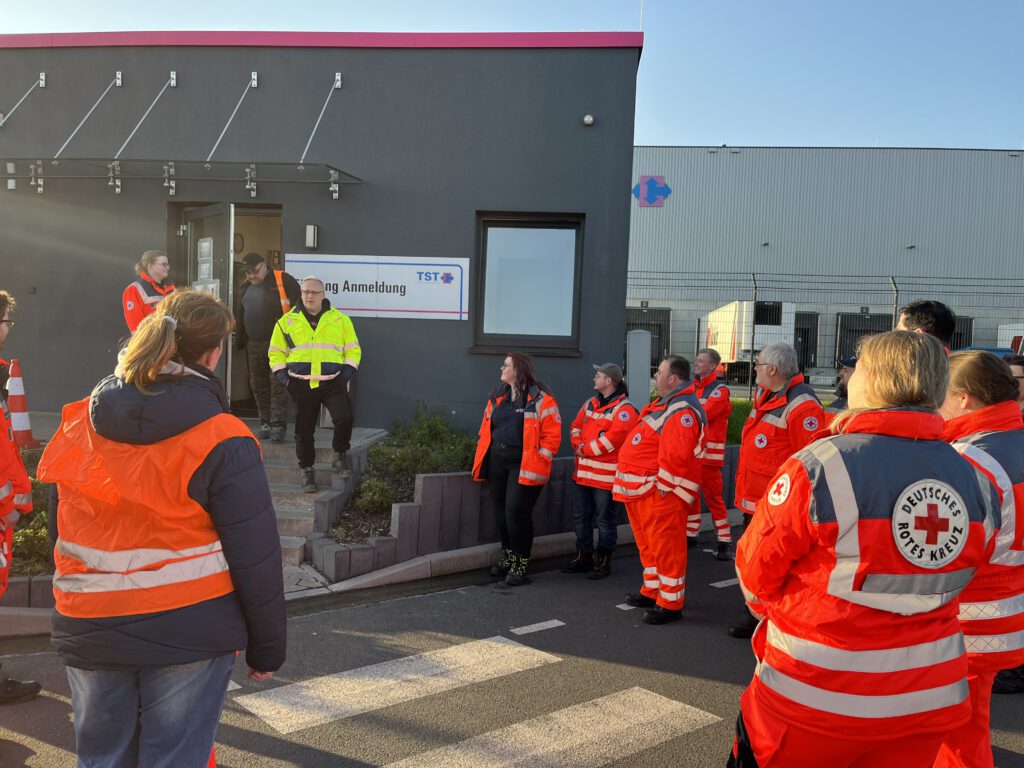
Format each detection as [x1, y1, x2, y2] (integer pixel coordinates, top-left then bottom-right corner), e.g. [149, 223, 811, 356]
[305, 224, 319, 250]
[582, 114, 595, 126]
[906, 244, 916, 250]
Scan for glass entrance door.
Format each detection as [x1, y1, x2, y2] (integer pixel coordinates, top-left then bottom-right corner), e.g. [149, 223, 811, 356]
[185, 203, 235, 394]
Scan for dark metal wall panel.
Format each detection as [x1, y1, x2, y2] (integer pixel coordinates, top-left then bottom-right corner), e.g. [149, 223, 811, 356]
[0, 45, 640, 434]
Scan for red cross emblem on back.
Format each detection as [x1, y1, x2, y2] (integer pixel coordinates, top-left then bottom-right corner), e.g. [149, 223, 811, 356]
[914, 502, 950, 545]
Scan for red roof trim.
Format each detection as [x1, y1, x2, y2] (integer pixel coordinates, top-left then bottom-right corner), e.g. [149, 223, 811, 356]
[0, 30, 643, 50]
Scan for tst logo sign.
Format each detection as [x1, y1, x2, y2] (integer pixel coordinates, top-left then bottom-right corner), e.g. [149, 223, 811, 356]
[417, 271, 455, 284]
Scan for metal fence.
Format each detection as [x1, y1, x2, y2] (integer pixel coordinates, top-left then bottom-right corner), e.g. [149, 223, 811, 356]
[626, 271, 1024, 398]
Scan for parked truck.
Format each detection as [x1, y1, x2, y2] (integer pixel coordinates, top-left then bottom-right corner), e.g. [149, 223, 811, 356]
[703, 300, 796, 381]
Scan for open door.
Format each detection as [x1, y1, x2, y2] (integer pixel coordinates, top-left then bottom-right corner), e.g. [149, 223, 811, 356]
[184, 203, 235, 393]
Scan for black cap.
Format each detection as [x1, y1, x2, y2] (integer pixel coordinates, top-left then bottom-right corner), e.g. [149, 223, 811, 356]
[240, 252, 265, 272]
[837, 356, 857, 368]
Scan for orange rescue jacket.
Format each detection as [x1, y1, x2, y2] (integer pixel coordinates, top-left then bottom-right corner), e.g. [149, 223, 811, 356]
[694, 373, 731, 466]
[570, 390, 639, 491]
[37, 397, 256, 619]
[472, 386, 562, 486]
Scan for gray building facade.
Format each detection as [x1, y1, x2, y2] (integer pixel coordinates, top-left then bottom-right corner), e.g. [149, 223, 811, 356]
[627, 146, 1024, 379]
[0, 31, 641, 434]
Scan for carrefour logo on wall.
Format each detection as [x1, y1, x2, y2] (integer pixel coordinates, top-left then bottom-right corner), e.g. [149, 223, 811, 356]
[632, 175, 672, 207]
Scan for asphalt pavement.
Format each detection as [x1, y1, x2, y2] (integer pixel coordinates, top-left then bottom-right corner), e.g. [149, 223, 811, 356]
[3, 544, 1024, 767]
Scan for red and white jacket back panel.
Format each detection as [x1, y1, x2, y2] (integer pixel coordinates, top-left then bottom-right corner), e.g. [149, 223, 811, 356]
[946, 401, 1024, 671]
[735, 375, 825, 513]
[613, 384, 706, 505]
[737, 409, 999, 740]
[695, 374, 731, 466]
[570, 391, 639, 491]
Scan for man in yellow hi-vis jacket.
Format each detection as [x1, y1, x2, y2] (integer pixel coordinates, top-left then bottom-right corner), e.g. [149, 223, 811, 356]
[269, 277, 361, 493]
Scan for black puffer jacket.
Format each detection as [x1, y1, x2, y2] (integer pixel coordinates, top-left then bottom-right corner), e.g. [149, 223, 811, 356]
[49, 365, 286, 672]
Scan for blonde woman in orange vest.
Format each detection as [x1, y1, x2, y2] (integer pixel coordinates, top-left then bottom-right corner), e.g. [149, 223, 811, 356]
[39, 290, 286, 768]
[472, 352, 562, 586]
[121, 249, 175, 333]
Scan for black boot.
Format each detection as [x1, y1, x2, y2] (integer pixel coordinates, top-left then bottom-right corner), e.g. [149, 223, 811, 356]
[728, 612, 760, 639]
[505, 553, 532, 586]
[587, 549, 612, 580]
[624, 592, 656, 608]
[301, 467, 318, 493]
[715, 541, 731, 561]
[490, 548, 513, 577]
[0, 664, 41, 705]
[561, 550, 593, 574]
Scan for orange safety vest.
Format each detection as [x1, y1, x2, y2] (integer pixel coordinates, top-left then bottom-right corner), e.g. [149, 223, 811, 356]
[472, 387, 562, 486]
[272, 269, 292, 313]
[37, 398, 257, 619]
[694, 373, 731, 466]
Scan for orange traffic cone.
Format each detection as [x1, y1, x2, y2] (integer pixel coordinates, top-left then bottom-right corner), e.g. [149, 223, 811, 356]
[6, 359, 41, 449]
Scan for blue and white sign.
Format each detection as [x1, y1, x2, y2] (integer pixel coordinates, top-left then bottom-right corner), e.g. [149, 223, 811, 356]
[285, 255, 469, 320]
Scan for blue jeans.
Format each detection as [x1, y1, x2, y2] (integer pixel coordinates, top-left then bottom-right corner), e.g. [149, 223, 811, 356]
[66, 653, 235, 768]
[573, 483, 620, 553]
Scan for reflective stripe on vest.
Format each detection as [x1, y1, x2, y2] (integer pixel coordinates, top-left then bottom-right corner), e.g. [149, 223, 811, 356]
[756, 660, 968, 719]
[272, 270, 291, 313]
[956, 441, 1024, 567]
[959, 592, 1024, 620]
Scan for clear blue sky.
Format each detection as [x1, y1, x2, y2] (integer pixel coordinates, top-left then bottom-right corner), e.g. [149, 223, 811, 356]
[4, 0, 1020, 149]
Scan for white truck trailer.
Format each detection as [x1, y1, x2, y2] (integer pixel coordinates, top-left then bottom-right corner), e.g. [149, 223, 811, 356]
[997, 323, 1024, 355]
[703, 300, 796, 380]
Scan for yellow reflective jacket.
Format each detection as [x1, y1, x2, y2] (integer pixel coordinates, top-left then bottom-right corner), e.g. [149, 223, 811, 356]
[269, 306, 361, 389]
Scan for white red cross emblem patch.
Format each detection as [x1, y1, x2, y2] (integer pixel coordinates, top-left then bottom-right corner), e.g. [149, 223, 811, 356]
[892, 480, 968, 569]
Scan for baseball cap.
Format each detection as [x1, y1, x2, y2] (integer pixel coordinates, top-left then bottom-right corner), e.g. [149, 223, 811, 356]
[240, 252, 265, 272]
[837, 356, 857, 368]
[593, 363, 623, 384]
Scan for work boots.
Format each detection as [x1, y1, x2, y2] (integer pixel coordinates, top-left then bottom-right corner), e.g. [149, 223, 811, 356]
[716, 542, 731, 561]
[561, 550, 593, 574]
[331, 451, 347, 475]
[587, 549, 612, 580]
[301, 467, 318, 493]
[490, 548, 513, 577]
[504, 554, 531, 586]
[0, 664, 41, 705]
[269, 424, 286, 442]
[257, 422, 271, 440]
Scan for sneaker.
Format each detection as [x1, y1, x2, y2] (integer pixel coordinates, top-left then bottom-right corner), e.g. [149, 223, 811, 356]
[0, 676, 42, 705]
[993, 664, 1024, 695]
[257, 422, 271, 440]
[716, 542, 731, 561]
[642, 606, 682, 625]
[331, 452, 347, 475]
[561, 551, 593, 574]
[587, 550, 612, 580]
[301, 467, 318, 493]
[269, 424, 286, 442]
[624, 592, 656, 608]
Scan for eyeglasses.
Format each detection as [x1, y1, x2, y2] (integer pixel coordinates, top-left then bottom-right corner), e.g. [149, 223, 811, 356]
[244, 263, 265, 276]
[300, 290, 325, 296]
[754, 363, 769, 368]
[0, 320, 13, 328]
[153, 262, 169, 268]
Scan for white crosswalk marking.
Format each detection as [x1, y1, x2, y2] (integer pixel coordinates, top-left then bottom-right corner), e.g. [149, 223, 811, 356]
[710, 578, 739, 588]
[383, 687, 721, 767]
[509, 619, 565, 635]
[235, 636, 561, 734]
[615, 603, 637, 611]
[227, 680, 241, 691]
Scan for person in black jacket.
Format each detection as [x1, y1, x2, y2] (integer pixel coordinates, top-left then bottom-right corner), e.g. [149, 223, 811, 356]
[235, 253, 301, 441]
[38, 290, 286, 768]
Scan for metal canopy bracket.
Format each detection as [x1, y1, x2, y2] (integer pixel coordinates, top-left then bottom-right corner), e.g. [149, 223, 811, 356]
[54, 73, 120, 160]
[300, 73, 343, 166]
[244, 163, 257, 198]
[207, 72, 258, 163]
[0, 74, 46, 129]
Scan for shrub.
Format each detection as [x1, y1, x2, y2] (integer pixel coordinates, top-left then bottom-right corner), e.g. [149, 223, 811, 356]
[727, 399, 753, 445]
[10, 479, 53, 576]
[329, 405, 474, 543]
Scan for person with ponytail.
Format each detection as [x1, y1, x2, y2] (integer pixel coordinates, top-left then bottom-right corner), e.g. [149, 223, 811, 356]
[472, 352, 562, 586]
[121, 249, 175, 333]
[38, 290, 285, 768]
[934, 351, 1024, 767]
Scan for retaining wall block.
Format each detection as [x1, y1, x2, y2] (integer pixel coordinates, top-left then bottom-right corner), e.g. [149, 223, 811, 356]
[390, 503, 421, 563]
[458, 476, 480, 548]
[1, 576, 29, 608]
[311, 537, 331, 572]
[477, 482, 498, 544]
[322, 543, 350, 583]
[29, 574, 55, 609]
[347, 543, 375, 578]
[370, 536, 398, 570]
[314, 489, 347, 533]
[439, 474, 464, 551]
[415, 474, 443, 556]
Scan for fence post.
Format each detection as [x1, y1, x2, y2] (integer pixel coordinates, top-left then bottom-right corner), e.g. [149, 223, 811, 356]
[890, 276, 900, 329]
[748, 272, 758, 399]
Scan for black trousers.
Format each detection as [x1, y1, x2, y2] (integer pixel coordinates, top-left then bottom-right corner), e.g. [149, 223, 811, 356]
[291, 378, 353, 468]
[487, 444, 543, 557]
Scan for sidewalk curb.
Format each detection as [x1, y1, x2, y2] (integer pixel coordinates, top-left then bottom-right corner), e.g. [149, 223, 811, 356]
[0, 607, 53, 638]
